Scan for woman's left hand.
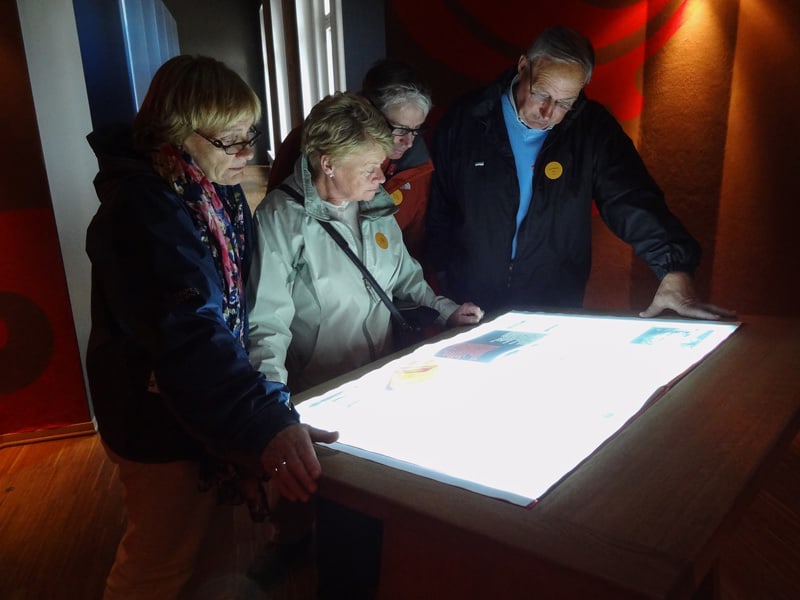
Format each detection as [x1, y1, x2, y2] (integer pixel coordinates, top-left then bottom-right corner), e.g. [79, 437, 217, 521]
[260, 423, 339, 502]
[447, 302, 484, 327]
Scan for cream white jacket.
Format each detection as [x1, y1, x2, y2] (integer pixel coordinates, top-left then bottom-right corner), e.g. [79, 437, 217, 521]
[247, 156, 458, 393]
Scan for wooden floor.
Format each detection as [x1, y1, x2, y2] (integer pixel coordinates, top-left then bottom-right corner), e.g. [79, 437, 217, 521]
[0, 432, 315, 600]
[1, 431, 799, 599]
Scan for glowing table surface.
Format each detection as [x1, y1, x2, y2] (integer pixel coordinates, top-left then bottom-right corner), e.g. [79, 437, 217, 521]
[299, 311, 739, 506]
[293, 312, 800, 599]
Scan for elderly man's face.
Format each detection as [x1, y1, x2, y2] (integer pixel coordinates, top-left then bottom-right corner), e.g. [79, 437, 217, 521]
[514, 57, 585, 130]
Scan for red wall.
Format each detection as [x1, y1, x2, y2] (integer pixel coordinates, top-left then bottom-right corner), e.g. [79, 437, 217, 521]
[0, 1, 89, 438]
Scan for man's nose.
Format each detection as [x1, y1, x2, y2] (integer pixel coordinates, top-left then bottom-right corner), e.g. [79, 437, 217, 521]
[539, 98, 555, 118]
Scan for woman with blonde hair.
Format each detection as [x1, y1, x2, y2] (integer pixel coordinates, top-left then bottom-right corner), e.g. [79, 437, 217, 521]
[247, 91, 482, 596]
[267, 59, 437, 267]
[248, 91, 483, 394]
[86, 55, 337, 599]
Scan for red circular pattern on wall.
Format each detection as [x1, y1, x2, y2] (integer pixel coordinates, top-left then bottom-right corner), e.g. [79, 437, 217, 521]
[389, 0, 688, 121]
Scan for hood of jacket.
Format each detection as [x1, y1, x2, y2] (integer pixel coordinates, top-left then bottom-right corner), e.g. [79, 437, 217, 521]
[287, 154, 400, 222]
[87, 124, 159, 205]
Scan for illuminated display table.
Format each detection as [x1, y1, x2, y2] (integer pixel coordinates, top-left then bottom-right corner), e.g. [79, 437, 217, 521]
[293, 312, 800, 599]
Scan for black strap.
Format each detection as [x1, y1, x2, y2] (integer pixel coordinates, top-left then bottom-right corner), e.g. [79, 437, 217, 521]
[276, 184, 415, 331]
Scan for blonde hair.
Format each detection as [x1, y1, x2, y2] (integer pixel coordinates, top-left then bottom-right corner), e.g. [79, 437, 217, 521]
[301, 92, 393, 179]
[133, 55, 261, 151]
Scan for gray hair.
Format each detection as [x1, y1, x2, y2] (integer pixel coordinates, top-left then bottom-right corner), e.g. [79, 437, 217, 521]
[363, 83, 432, 118]
[525, 26, 595, 86]
[360, 58, 433, 117]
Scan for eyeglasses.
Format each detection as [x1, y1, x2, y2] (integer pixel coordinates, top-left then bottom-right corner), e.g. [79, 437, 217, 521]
[385, 119, 427, 138]
[195, 127, 262, 155]
[528, 66, 576, 113]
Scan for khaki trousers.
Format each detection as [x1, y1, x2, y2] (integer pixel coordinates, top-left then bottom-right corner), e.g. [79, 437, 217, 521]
[103, 447, 217, 600]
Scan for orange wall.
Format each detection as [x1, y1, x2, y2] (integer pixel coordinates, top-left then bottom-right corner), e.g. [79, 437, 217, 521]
[713, 0, 800, 315]
[387, 0, 798, 316]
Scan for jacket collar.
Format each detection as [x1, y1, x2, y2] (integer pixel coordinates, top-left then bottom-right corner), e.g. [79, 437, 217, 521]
[476, 66, 589, 134]
[292, 155, 398, 221]
[391, 134, 430, 171]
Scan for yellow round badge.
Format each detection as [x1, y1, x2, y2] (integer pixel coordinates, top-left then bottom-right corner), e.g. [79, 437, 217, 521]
[375, 232, 389, 249]
[390, 189, 403, 206]
[544, 161, 563, 180]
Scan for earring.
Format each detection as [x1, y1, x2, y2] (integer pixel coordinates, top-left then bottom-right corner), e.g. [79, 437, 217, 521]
[328, 172, 334, 179]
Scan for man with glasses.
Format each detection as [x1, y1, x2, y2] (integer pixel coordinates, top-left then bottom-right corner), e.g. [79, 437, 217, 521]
[427, 26, 734, 320]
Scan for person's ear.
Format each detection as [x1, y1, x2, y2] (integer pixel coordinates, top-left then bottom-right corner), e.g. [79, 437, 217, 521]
[517, 55, 528, 76]
[320, 155, 334, 177]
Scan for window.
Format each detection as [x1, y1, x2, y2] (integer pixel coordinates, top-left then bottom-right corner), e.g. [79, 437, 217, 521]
[295, 0, 346, 114]
[120, 0, 179, 109]
[261, 0, 345, 159]
[74, 0, 178, 128]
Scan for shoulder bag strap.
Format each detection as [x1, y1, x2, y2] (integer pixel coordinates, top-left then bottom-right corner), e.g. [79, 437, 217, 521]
[276, 184, 414, 331]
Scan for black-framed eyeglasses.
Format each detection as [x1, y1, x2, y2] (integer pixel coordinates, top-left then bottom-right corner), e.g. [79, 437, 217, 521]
[195, 126, 262, 155]
[385, 119, 427, 138]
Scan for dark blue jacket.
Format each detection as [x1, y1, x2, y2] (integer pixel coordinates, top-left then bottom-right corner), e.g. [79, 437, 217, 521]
[427, 68, 701, 313]
[85, 126, 299, 464]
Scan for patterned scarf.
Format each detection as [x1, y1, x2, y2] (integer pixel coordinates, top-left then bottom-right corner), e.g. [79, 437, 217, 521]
[152, 143, 247, 346]
[151, 145, 268, 518]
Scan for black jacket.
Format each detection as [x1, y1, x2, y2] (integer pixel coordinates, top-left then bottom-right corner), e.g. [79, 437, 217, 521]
[85, 126, 299, 464]
[427, 68, 700, 313]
